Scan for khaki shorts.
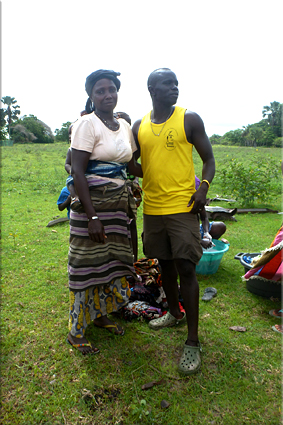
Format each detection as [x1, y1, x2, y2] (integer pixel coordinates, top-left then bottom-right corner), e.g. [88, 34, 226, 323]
[143, 213, 203, 264]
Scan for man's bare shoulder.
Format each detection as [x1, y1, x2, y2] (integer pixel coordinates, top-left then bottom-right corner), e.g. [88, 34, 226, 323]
[184, 110, 203, 125]
[184, 110, 205, 141]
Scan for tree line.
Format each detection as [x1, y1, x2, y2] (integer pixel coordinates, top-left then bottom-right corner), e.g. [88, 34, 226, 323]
[0, 96, 281, 147]
[0, 96, 71, 144]
[209, 101, 282, 147]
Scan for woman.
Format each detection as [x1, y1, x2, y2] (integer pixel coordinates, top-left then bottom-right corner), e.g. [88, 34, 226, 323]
[67, 69, 142, 354]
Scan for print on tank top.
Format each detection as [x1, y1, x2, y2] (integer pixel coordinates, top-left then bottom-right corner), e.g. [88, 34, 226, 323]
[164, 128, 178, 151]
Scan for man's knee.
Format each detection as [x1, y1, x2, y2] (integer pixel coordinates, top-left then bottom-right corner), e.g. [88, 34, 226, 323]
[175, 258, 196, 277]
[159, 259, 178, 278]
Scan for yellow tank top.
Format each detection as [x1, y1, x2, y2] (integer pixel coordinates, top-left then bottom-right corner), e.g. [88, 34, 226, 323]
[138, 106, 195, 215]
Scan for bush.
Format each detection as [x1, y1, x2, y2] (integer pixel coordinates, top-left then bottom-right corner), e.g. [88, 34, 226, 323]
[272, 137, 282, 148]
[11, 124, 37, 144]
[219, 155, 281, 206]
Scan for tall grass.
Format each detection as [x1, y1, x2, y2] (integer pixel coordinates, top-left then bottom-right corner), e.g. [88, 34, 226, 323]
[1, 143, 282, 425]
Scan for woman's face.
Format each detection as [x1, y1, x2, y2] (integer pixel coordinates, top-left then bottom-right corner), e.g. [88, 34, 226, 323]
[91, 78, 118, 113]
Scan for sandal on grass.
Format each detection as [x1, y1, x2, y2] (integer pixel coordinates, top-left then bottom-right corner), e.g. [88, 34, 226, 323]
[178, 342, 202, 375]
[269, 309, 283, 319]
[148, 311, 186, 330]
[67, 336, 100, 355]
[202, 287, 217, 302]
[272, 324, 283, 334]
[94, 322, 125, 336]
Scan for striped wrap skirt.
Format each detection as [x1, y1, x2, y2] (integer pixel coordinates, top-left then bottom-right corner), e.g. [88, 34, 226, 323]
[68, 175, 137, 338]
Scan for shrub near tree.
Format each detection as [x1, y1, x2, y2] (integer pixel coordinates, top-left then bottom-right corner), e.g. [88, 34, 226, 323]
[11, 115, 54, 144]
[54, 121, 72, 143]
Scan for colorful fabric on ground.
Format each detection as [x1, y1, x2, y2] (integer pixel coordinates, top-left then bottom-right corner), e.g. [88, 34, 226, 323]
[68, 175, 137, 291]
[243, 225, 283, 283]
[69, 277, 131, 338]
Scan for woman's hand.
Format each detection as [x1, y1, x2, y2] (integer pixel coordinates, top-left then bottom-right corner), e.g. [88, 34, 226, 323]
[88, 218, 107, 243]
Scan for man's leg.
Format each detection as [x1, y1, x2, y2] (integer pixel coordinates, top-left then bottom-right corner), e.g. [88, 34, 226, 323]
[175, 258, 199, 346]
[158, 259, 183, 320]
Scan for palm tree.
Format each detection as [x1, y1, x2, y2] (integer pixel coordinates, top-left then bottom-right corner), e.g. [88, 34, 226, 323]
[262, 101, 282, 137]
[1, 96, 21, 138]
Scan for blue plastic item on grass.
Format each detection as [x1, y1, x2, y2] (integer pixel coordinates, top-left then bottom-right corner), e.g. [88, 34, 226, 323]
[196, 239, 230, 275]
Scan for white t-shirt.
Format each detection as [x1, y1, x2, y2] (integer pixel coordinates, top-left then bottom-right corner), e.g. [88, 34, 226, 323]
[71, 113, 136, 163]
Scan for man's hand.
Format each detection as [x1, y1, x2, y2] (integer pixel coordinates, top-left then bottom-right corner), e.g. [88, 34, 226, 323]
[188, 186, 208, 214]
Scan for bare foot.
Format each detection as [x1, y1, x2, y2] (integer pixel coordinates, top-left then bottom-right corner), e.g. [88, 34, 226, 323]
[93, 316, 124, 335]
[67, 333, 99, 355]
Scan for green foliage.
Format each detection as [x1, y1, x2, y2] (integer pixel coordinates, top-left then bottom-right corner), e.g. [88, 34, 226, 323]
[272, 137, 282, 148]
[219, 155, 281, 206]
[10, 124, 37, 144]
[129, 399, 151, 422]
[1, 96, 21, 138]
[262, 101, 282, 137]
[221, 129, 244, 146]
[12, 114, 54, 144]
[209, 134, 222, 144]
[54, 121, 72, 142]
[0, 108, 7, 140]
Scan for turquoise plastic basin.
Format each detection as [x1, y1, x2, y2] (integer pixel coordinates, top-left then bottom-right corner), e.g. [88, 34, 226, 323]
[196, 239, 229, 275]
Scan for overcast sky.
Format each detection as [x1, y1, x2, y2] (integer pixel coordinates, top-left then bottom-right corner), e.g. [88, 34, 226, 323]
[2, 0, 282, 137]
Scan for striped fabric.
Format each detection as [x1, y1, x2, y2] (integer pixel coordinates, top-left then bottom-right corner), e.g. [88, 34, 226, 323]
[66, 160, 128, 189]
[243, 225, 283, 282]
[68, 175, 137, 291]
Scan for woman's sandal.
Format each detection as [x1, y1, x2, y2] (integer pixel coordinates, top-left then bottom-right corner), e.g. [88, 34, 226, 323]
[67, 337, 100, 355]
[272, 324, 283, 334]
[94, 322, 125, 336]
[269, 309, 283, 318]
[178, 342, 202, 375]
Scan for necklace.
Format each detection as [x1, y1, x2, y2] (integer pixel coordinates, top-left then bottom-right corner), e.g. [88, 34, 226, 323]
[150, 108, 173, 137]
[95, 113, 120, 131]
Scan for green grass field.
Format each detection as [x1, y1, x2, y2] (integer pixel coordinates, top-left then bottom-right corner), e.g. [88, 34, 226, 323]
[1, 143, 282, 425]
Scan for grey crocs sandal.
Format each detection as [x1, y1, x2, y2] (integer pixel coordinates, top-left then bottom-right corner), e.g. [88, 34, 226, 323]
[148, 311, 186, 330]
[178, 342, 202, 375]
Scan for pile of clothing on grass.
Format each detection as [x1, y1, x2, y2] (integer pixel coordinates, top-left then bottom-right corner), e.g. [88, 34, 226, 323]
[123, 258, 184, 321]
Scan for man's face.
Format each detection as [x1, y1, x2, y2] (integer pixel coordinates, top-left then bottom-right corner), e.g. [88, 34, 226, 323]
[152, 71, 179, 105]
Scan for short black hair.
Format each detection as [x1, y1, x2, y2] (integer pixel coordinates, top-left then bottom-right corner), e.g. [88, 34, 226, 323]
[147, 68, 172, 88]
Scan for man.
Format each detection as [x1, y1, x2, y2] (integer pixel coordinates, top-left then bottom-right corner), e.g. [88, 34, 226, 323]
[132, 68, 215, 375]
